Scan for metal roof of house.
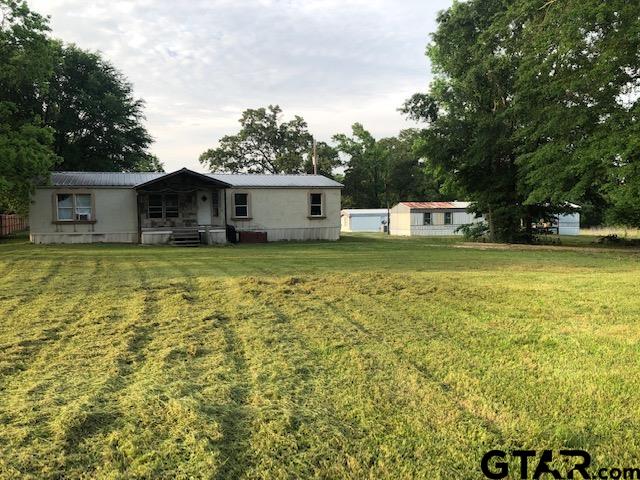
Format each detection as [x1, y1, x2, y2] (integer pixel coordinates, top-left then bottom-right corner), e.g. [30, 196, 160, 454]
[341, 209, 389, 216]
[399, 201, 471, 209]
[48, 171, 343, 188]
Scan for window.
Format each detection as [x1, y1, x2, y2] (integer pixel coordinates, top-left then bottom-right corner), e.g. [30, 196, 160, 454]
[56, 193, 93, 221]
[444, 212, 453, 225]
[211, 191, 219, 217]
[148, 194, 179, 219]
[234, 193, 249, 218]
[56, 194, 74, 220]
[423, 212, 432, 225]
[310, 193, 323, 217]
[149, 195, 164, 218]
[165, 194, 179, 218]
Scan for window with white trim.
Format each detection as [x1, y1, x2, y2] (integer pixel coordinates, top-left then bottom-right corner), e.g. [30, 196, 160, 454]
[423, 212, 432, 225]
[310, 193, 323, 217]
[56, 193, 93, 221]
[444, 212, 453, 225]
[234, 193, 249, 218]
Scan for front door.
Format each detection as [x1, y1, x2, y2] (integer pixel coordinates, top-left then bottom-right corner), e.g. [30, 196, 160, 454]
[196, 190, 213, 225]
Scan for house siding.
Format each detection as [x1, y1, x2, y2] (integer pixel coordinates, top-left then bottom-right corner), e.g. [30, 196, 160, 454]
[29, 184, 341, 244]
[29, 187, 138, 244]
[225, 187, 341, 241]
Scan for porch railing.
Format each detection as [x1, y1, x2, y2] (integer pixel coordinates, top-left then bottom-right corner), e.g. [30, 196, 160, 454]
[0, 214, 29, 236]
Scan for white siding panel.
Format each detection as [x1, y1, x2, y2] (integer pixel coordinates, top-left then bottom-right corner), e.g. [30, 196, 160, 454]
[263, 226, 340, 241]
[30, 232, 137, 244]
[410, 225, 460, 236]
[558, 212, 580, 235]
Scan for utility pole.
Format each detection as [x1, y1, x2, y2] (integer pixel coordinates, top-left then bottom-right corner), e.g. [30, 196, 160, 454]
[312, 139, 318, 175]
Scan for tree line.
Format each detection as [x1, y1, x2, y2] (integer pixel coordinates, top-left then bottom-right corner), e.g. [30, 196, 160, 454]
[0, 0, 159, 212]
[200, 0, 640, 241]
[198, 105, 443, 209]
[403, 0, 640, 241]
[3, 0, 639, 242]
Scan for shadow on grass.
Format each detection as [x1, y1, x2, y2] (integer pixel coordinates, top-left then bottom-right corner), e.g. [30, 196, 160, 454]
[206, 313, 253, 480]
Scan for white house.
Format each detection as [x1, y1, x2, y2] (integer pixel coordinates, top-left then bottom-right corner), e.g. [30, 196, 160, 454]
[341, 209, 389, 232]
[29, 168, 343, 245]
[389, 201, 482, 236]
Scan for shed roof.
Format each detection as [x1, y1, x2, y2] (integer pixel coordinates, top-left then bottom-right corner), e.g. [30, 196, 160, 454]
[399, 201, 471, 209]
[47, 170, 343, 188]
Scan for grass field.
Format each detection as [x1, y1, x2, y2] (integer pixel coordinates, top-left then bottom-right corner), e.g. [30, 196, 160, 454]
[1, 234, 640, 479]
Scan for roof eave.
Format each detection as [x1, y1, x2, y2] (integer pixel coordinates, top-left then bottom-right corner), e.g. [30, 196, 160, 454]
[134, 168, 231, 189]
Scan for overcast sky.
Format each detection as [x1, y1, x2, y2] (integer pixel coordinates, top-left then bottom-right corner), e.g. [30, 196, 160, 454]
[29, 0, 451, 172]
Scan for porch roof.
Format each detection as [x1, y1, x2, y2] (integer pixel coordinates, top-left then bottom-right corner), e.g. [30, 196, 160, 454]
[134, 168, 231, 190]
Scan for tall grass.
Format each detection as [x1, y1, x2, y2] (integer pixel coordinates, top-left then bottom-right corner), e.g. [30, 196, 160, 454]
[581, 226, 640, 238]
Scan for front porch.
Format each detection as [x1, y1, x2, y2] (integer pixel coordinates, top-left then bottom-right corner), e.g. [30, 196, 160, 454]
[140, 226, 227, 246]
[135, 168, 231, 245]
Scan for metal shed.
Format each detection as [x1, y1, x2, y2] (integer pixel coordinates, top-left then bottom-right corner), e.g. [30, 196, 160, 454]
[341, 209, 389, 232]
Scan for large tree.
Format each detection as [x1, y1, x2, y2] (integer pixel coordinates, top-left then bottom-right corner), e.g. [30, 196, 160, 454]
[200, 105, 314, 174]
[335, 125, 446, 208]
[334, 123, 388, 208]
[405, 0, 640, 238]
[379, 129, 447, 205]
[0, 0, 59, 212]
[403, 0, 533, 242]
[510, 0, 640, 227]
[44, 45, 156, 172]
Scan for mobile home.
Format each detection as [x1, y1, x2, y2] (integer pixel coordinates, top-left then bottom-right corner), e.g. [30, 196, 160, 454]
[389, 202, 482, 236]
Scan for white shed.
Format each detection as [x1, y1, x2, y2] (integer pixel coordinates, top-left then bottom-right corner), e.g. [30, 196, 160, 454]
[557, 212, 580, 235]
[389, 201, 482, 236]
[341, 209, 389, 232]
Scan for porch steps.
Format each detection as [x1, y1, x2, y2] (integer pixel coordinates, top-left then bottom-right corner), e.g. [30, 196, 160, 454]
[169, 228, 200, 247]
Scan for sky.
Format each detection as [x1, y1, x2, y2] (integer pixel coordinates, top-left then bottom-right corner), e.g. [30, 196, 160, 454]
[29, 0, 452, 172]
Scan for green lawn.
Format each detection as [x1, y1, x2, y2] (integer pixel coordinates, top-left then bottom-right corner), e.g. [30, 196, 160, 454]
[1, 234, 639, 479]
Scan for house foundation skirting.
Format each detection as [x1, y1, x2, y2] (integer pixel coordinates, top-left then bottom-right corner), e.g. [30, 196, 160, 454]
[234, 226, 340, 242]
[30, 232, 138, 244]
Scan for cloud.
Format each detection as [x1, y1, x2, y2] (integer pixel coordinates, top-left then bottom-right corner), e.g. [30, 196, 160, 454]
[29, 0, 450, 171]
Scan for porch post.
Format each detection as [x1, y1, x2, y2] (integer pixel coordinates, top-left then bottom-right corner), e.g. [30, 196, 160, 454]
[223, 188, 228, 228]
[136, 192, 142, 244]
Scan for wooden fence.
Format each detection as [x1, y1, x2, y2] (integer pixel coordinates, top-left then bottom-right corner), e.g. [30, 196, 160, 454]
[0, 214, 29, 236]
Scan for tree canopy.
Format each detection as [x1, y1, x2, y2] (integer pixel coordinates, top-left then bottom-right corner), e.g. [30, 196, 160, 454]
[404, 0, 640, 239]
[45, 45, 157, 172]
[334, 124, 445, 208]
[0, 0, 159, 212]
[0, 0, 59, 212]
[200, 105, 317, 174]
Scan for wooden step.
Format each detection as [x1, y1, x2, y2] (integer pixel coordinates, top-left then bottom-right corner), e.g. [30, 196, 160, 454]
[169, 228, 200, 247]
